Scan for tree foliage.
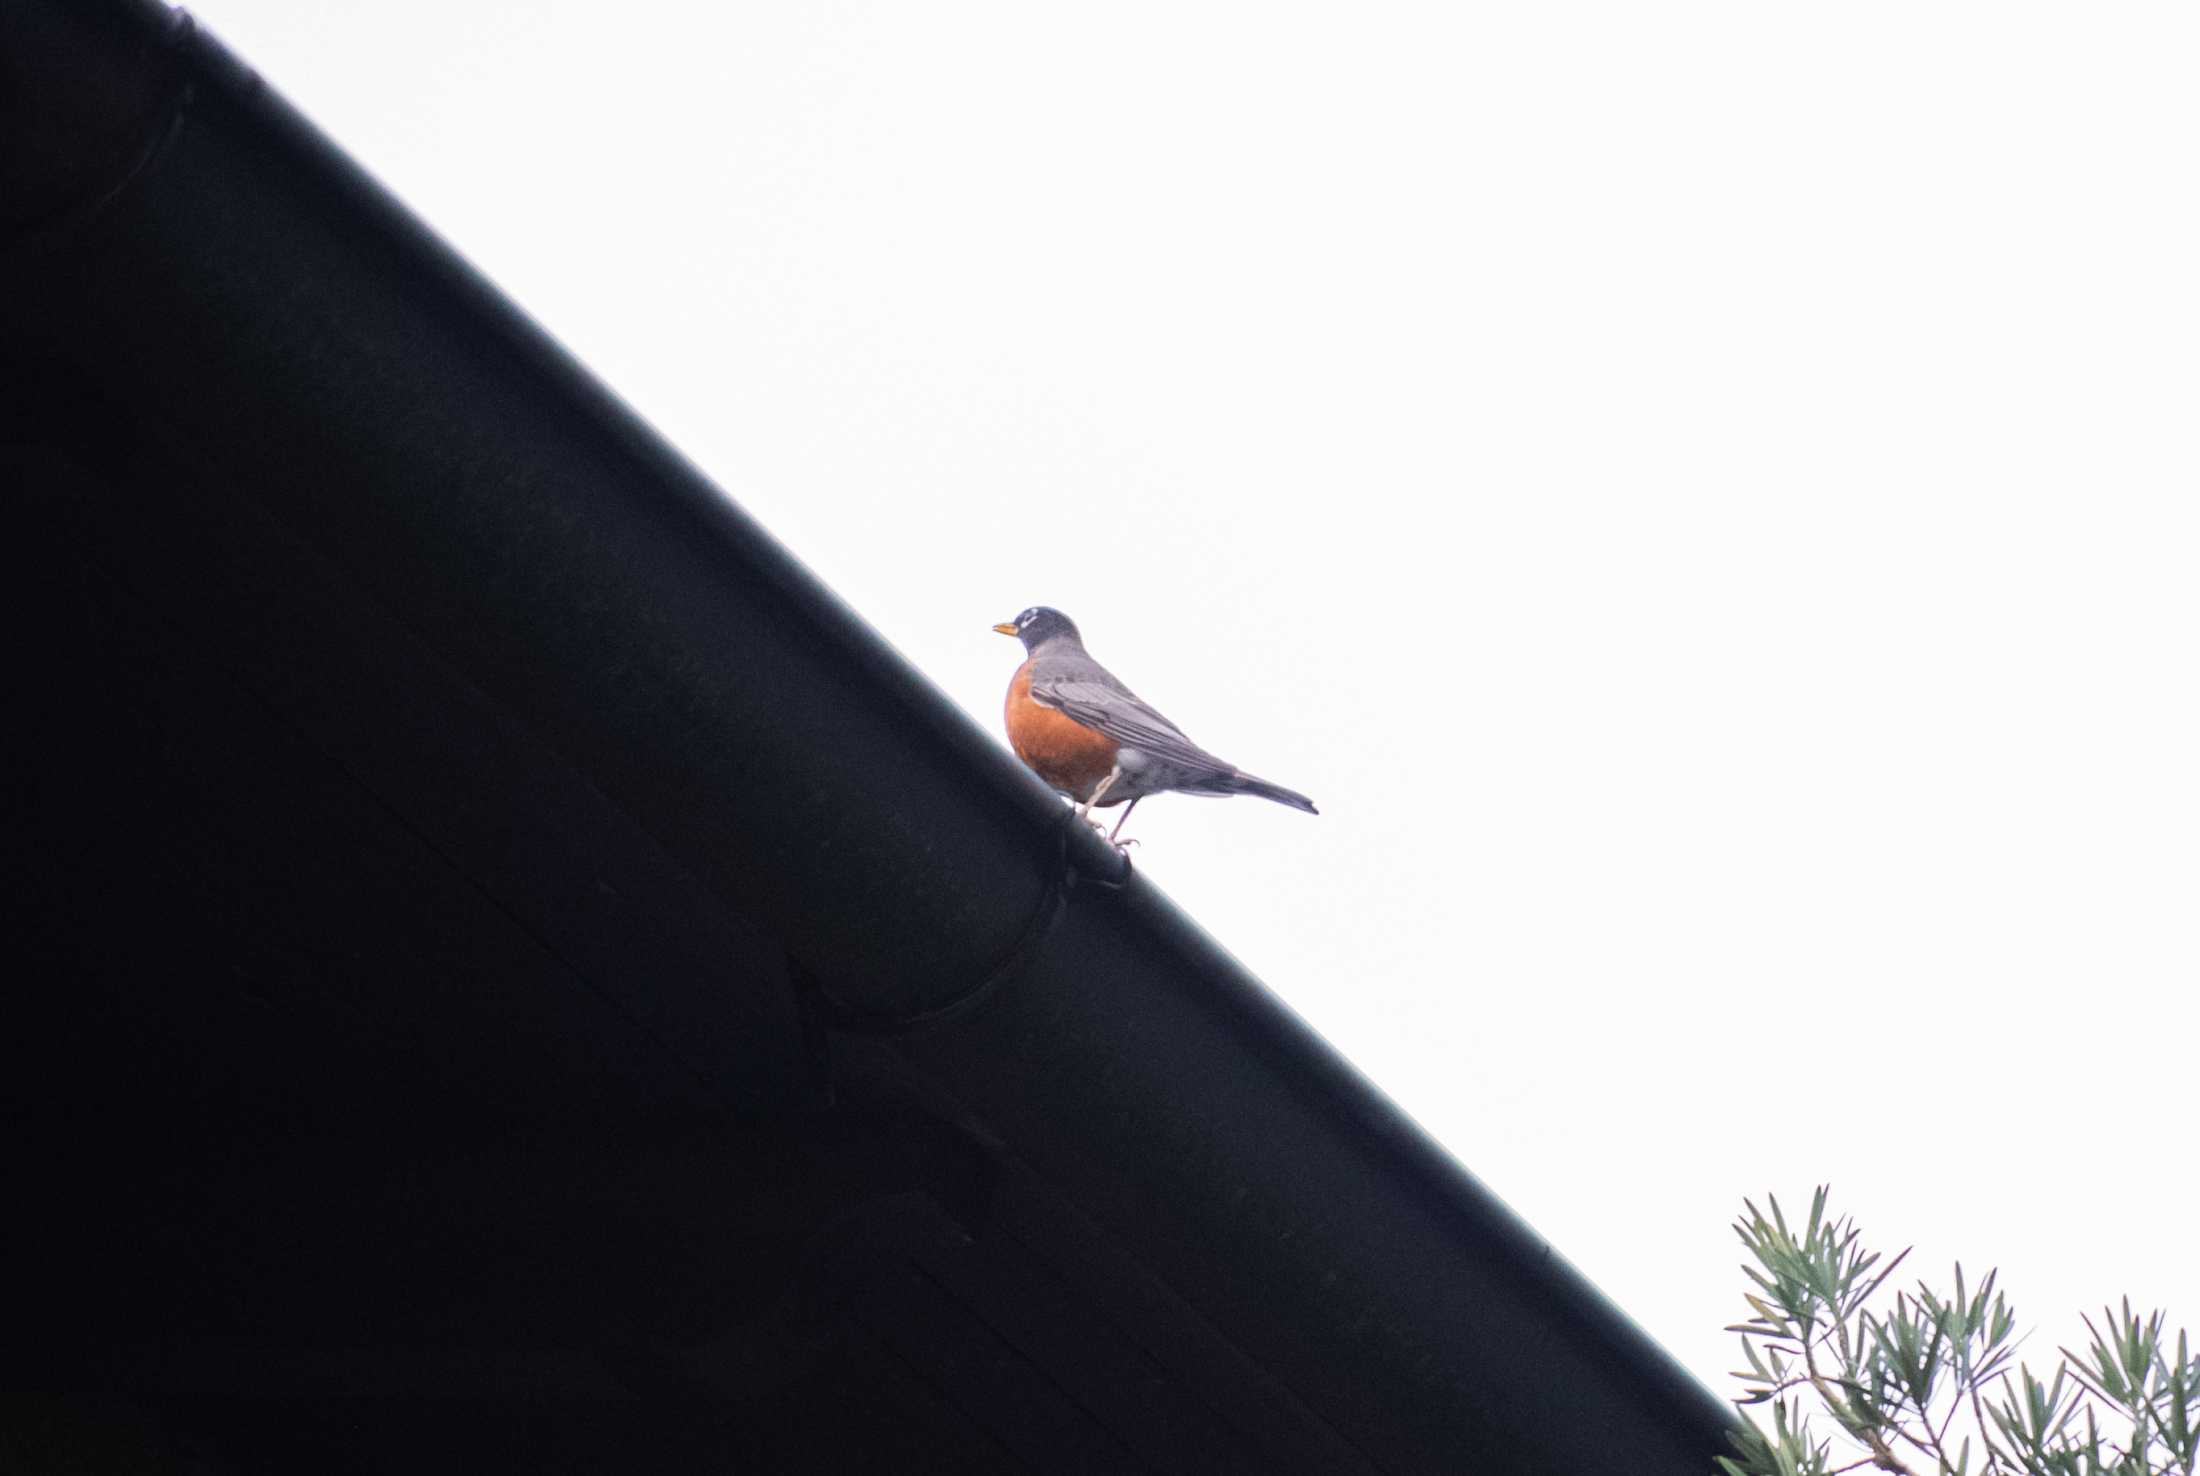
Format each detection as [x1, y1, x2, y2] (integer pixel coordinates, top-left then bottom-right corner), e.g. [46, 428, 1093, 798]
[1722, 1188, 2198, 1476]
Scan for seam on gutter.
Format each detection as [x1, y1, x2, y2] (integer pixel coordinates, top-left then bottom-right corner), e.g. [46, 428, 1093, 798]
[809, 811, 1131, 1036]
[0, 8, 199, 257]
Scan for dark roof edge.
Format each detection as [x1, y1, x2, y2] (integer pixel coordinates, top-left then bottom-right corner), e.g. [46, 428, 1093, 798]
[1, 2, 1739, 1468]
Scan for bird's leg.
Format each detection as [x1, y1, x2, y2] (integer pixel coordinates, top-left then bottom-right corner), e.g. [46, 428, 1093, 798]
[1106, 797, 1141, 846]
[1075, 766, 1121, 828]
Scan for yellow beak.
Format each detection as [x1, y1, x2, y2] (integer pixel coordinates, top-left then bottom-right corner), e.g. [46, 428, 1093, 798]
[992, 622, 1020, 636]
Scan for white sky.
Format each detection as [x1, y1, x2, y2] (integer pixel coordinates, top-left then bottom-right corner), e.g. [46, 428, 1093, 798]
[188, 0, 2199, 1397]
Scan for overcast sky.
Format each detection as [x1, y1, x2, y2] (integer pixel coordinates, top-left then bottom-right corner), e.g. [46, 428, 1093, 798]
[189, 0, 2198, 1396]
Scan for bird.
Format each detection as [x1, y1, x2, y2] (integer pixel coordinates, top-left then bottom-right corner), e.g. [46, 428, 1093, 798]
[992, 605, 1317, 844]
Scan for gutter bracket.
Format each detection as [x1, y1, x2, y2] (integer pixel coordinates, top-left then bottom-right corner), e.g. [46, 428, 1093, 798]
[809, 809, 1126, 1036]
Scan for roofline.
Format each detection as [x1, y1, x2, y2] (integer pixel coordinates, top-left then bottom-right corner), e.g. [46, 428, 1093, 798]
[0, 4, 1738, 1468]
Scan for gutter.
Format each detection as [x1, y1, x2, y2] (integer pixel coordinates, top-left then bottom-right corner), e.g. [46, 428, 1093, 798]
[0, 5, 1739, 1470]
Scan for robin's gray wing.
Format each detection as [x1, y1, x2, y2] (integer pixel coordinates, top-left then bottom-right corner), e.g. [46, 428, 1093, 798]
[1029, 661, 1232, 776]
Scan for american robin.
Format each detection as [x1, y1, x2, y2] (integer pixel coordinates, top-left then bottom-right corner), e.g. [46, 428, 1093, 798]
[993, 606, 1318, 843]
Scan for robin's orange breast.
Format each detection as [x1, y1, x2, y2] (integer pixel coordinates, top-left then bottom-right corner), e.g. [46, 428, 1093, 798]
[1004, 661, 1120, 802]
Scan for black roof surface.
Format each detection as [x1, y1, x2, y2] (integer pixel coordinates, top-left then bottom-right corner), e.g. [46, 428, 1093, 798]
[1, 4, 1736, 1470]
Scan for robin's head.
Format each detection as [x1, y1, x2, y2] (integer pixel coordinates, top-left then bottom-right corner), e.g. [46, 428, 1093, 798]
[992, 606, 1081, 651]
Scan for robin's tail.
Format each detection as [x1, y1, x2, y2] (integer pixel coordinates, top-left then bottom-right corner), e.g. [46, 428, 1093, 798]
[1218, 770, 1318, 815]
